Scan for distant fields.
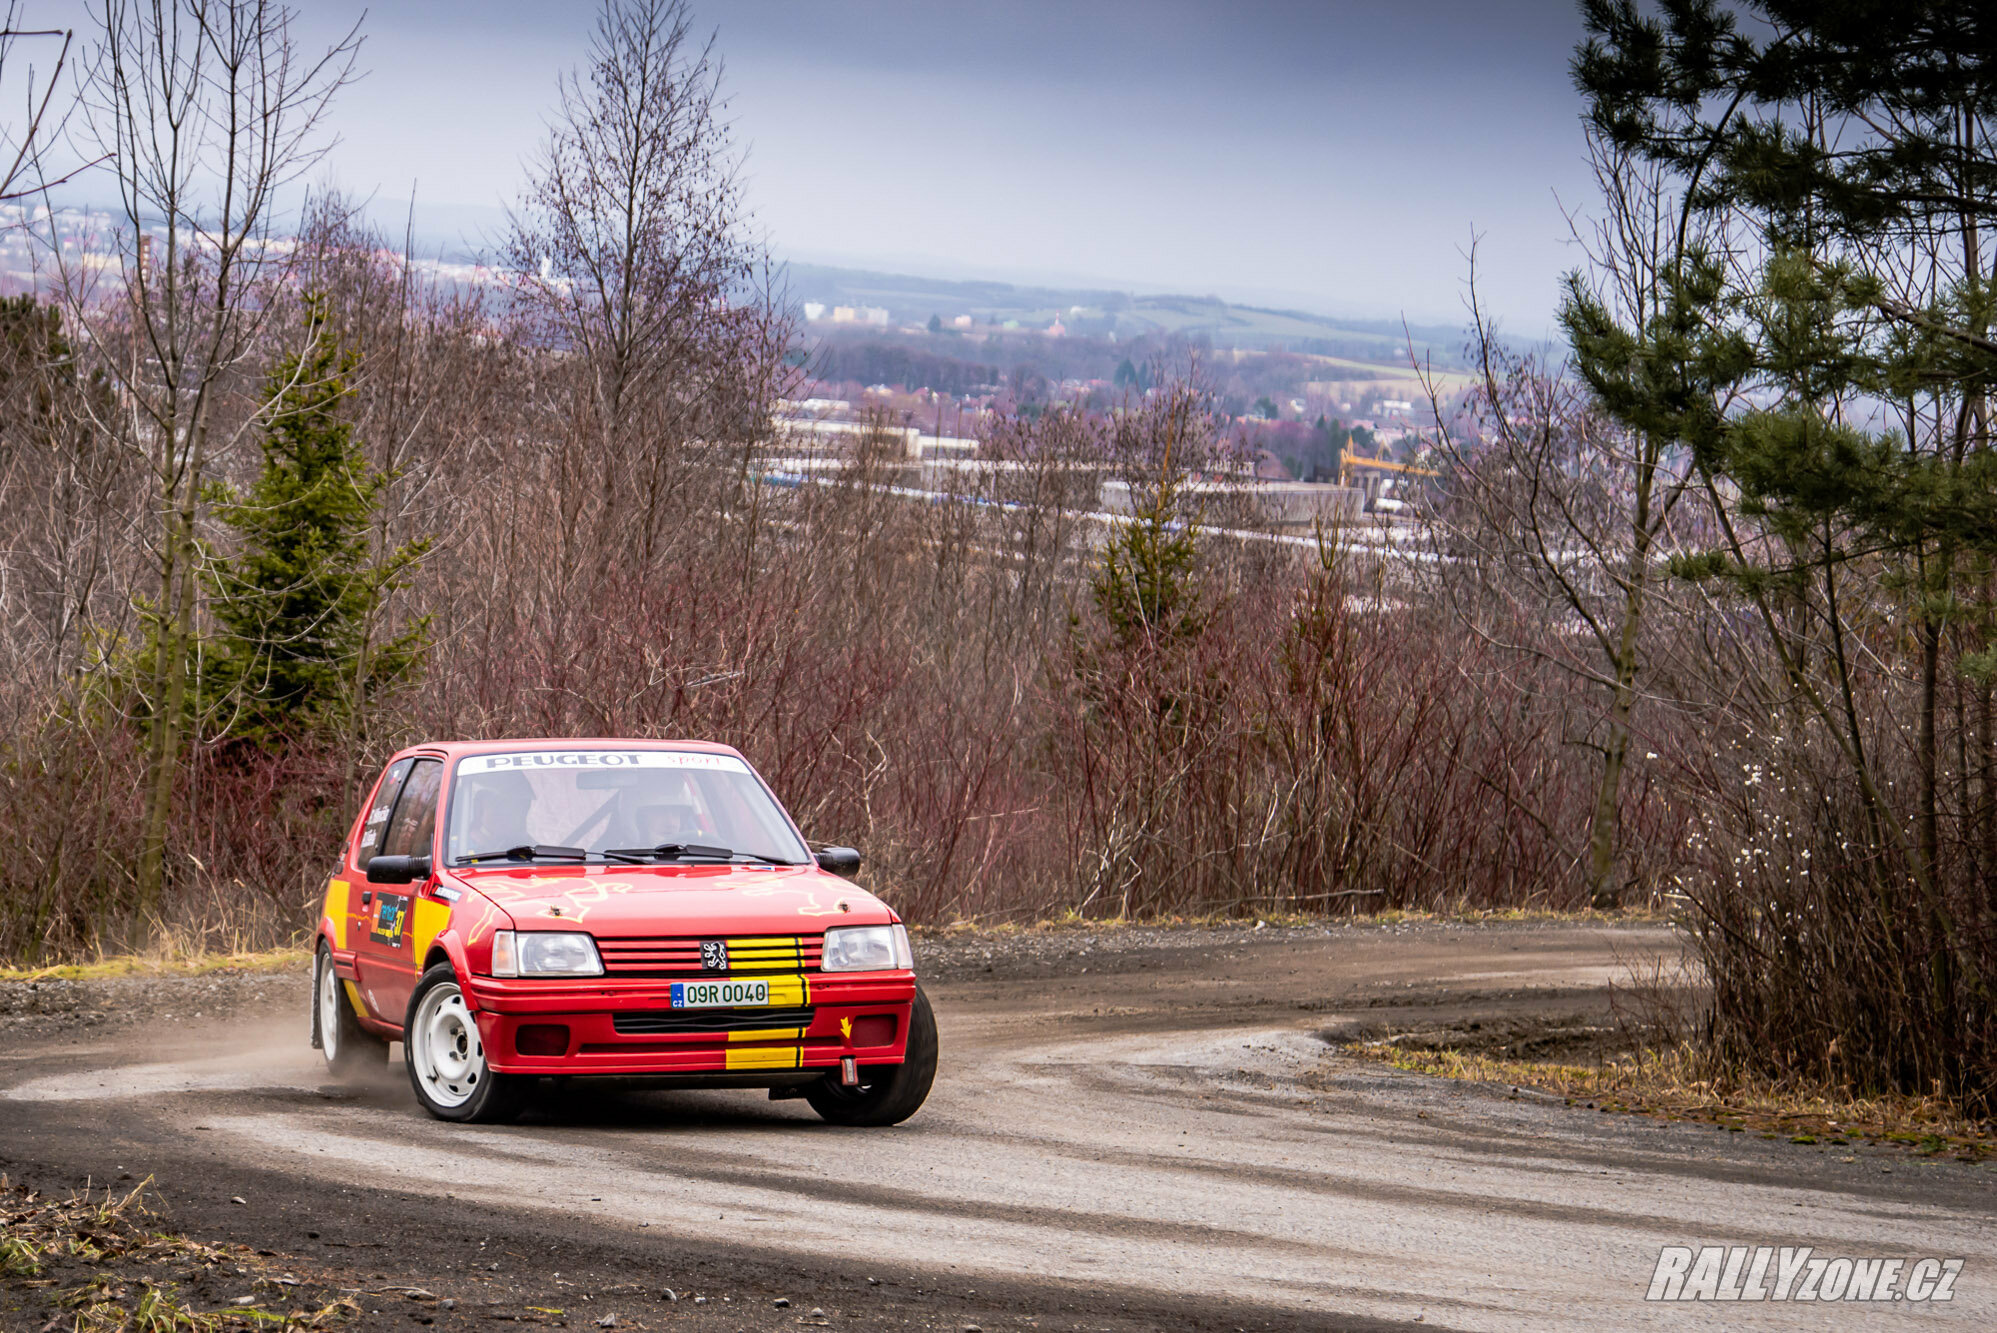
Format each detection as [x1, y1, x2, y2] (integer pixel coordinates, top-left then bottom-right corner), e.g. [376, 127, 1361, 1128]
[786, 260, 1468, 367]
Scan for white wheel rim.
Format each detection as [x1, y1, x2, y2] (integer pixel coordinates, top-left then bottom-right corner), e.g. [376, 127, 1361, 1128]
[318, 954, 340, 1064]
[411, 982, 484, 1108]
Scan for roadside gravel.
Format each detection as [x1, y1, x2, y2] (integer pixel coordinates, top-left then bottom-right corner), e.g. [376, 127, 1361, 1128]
[0, 969, 309, 1041]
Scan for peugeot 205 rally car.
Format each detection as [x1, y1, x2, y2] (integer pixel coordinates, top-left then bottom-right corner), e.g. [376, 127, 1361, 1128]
[311, 739, 936, 1125]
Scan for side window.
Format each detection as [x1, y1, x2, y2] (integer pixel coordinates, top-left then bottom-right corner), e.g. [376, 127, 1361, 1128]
[355, 759, 414, 870]
[380, 759, 444, 861]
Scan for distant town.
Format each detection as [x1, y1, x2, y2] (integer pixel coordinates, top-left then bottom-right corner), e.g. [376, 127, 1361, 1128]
[781, 272, 1470, 519]
[2, 200, 1468, 518]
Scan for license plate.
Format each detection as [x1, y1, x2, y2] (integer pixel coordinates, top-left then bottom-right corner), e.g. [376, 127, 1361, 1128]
[670, 978, 770, 1009]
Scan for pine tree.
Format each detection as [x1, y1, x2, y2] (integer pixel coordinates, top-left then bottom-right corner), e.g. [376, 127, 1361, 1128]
[1572, 0, 1997, 1107]
[1088, 388, 1212, 650]
[1092, 479, 1204, 649]
[203, 301, 429, 744]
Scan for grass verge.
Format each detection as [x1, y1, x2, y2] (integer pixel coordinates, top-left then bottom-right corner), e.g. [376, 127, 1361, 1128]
[0, 948, 310, 985]
[1343, 1040, 1994, 1163]
[0, 1175, 357, 1331]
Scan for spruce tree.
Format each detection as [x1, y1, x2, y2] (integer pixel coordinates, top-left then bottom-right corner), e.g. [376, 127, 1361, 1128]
[203, 301, 429, 744]
[1092, 480, 1204, 649]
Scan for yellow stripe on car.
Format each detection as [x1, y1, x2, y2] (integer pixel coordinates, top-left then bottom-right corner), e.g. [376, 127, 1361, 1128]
[411, 897, 450, 962]
[724, 1045, 802, 1070]
[728, 1028, 805, 1042]
[756, 975, 809, 1007]
[324, 879, 349, 950]
[722, 934, 810, 973]
[726, 935, 805, 961]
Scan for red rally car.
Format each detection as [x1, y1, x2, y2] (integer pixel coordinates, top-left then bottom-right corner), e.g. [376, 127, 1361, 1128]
[311, 739, 936, 1126]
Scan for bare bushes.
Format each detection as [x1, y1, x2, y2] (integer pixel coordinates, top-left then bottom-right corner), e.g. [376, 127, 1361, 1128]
[0, 719, 349, 959]
[1678, 744, 1997, 1113]
[742, 391, 1627, 922]
[1662, 636, 1997, 1113]
[1056, 536, 1612, 918]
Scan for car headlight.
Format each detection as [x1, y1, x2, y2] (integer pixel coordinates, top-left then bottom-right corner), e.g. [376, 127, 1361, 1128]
[820, 923, 913, 972]
[488, 930, 604, 977]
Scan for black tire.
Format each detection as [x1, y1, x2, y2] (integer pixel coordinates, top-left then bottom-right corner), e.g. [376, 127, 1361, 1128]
[315, 942, 389, 1078]
[805, 986, 938, 1127]
[403, 962, 527, 1124]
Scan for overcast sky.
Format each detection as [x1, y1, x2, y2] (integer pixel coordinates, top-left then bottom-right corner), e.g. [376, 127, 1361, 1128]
[56, 0, 1600, 334]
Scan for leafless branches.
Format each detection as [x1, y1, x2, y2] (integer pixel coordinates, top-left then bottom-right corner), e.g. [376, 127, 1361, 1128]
[504, 0, 787, 570]
[57, 0, 360, 917]
[0, 4, 90, 203]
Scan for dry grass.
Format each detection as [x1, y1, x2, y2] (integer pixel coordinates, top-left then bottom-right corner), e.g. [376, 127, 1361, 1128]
[0, 1175, 359, 1331]
[1346, 1040, 1995, 1161]
[0, 947, 310, 984]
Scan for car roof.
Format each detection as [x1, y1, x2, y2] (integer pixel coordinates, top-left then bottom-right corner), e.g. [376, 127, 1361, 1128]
[385, 738, 748, 763]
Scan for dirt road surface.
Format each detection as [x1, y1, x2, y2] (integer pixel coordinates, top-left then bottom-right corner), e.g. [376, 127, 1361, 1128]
[2, 920, 1991, 1331]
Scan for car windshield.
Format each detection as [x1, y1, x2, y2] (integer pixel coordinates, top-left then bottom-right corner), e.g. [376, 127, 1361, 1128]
[445, 751, 810, 866]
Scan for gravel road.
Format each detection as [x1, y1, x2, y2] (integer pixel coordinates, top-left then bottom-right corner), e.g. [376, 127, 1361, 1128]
[1, 919, 1990, 1331]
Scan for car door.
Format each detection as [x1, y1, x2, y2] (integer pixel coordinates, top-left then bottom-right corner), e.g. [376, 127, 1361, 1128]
[352, 756, 444, 1028]
[337, 756, 412, 983]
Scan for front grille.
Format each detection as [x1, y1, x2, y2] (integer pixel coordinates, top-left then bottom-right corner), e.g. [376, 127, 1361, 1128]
[612, 1006, 816, 1035]
[597, 933, 823, 978]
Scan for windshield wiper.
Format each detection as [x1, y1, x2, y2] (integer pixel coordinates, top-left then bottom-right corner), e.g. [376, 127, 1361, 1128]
[453, 844, 588, 866]
[595, 842, 806, 866]
[599, 842, 776, 864]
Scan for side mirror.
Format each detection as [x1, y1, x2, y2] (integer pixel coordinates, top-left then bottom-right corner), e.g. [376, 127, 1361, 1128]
[813, 846, 861, 879]
[366, 854, 431, 885]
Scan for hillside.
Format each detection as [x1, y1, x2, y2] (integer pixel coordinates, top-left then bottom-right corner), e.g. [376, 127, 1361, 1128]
[782, 261, 1469, 366]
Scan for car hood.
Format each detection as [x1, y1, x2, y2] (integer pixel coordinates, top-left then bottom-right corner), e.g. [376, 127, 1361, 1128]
[446, 863, 890, 935]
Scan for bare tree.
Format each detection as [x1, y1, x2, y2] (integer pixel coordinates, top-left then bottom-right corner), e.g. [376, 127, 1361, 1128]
[506, 0, 789, 570]
[1421, 142, 1710, 905]
[0, 291, 134, 684]
[56, 0, 359, 918]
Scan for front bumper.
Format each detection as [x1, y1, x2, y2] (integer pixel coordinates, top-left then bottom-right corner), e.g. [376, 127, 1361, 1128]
[466, 971, 917, 1076]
